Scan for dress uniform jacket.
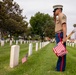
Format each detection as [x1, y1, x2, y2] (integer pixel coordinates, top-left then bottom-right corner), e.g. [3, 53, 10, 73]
[55, 13, 67, 33]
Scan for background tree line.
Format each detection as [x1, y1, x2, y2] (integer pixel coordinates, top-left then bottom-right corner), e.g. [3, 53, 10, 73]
[0, 0, 55, 41]
[30, 12, 55, 40]
[0, 0, 28, 40]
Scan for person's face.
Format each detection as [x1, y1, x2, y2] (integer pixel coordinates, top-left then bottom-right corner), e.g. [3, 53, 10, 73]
[53, 11, 57, 17]
[54, 9, 59, 16]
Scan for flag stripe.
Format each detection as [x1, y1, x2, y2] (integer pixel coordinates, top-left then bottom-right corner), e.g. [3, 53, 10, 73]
[22, 57, 27, 64]
[53, 42, 68, 56]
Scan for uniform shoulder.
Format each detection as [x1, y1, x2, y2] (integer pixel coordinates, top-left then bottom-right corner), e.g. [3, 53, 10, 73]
[59, 13, 66, 19]
[59, 13, 66, 17]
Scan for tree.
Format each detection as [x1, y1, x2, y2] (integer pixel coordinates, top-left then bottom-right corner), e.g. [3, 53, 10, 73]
[0, 0, 28, 39]
[30, 12, 55, 40]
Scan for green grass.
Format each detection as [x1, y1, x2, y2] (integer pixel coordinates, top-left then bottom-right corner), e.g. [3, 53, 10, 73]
[0, 42, 76, 75]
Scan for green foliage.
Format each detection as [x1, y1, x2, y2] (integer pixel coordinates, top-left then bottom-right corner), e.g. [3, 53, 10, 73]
[0, 0, 28, 38]
[25, 27, 33, 37]
[30, 12, 55, 38]
[32, 35, 40, 40]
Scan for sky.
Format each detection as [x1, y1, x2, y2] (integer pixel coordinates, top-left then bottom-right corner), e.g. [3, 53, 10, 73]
[14, 0, 76, 38]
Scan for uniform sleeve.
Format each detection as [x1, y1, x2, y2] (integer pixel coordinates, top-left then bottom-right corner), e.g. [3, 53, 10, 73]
[60, 14, 66, 25]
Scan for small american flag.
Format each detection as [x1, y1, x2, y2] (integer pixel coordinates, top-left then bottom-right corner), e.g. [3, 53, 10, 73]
[22, 53, 28, 64]
[53, 42, 68, 57]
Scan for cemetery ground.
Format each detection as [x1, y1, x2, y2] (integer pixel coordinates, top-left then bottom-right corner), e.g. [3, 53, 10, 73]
[0, 42, 76, 75]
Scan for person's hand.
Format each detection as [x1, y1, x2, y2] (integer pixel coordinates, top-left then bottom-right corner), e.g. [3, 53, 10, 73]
[62, 38, 66, 43]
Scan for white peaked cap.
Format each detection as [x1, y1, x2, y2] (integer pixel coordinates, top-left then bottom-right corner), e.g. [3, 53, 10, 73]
[53, 5, 63, 10]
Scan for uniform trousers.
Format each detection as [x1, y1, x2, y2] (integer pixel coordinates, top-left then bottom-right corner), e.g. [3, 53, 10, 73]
[55, 32, 66, 71]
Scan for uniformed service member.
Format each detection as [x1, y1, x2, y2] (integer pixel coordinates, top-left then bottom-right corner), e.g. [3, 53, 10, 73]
[53, 5, 67, 71]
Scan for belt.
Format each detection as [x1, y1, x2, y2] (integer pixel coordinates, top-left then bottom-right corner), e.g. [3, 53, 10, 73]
[55, 30, 63, 34]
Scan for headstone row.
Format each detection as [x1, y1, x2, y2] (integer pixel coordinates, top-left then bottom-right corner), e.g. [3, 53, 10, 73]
[10, 41, 50, 68]
[0, 40, 41, 46]
[28, 41, 50, 56]
[66, 42, 76, 47]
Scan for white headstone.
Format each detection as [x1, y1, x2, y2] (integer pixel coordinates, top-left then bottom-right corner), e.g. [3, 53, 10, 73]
[72, 43, 74, 47]
[16, 40, 18, 45]
[10, 45, 20, 68]
[67, 42, 68, 46]
[24, 41, 26, 44]
[36, 43, 38, 51]
[1, 40, 4, 46]
[68, 42, 70, 46]
[20, 40, 22, 44]
[10, 40, 12, 46]
[40, 42, 42, 49]
[43, 42, 45, 47]
[42, 42, 44, 47]
[70, 43, 72, 46]
[13, 40, 15, 43]
[28, 43, 32, 56]
[27, 41, 28, 44]
[6, 40, 8, 43]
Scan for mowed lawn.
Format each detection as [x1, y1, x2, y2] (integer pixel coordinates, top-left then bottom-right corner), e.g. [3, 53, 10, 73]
[0, 42, 76, 75]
